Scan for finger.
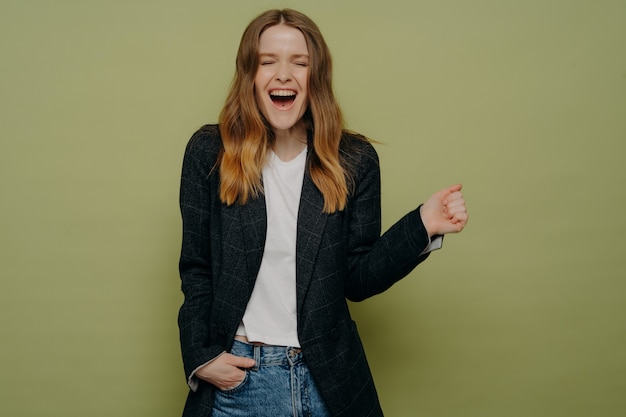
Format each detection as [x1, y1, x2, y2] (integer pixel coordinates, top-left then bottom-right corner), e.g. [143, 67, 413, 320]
[441, 185, 463, 204]
[450, 212, 469, 228]
[447, 205, 468, 221]
[445, 198, 466, 211]
[228, 355, 256, 369]
[443, 191, 464, 203]
[450, 183, 463, 192]
[444, 184, 462, 198]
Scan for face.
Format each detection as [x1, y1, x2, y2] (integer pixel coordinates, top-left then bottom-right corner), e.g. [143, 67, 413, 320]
[255, 24, 309, 135]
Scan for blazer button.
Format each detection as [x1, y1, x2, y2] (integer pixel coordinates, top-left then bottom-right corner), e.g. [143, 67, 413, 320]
[329, 327, 340, 340]
[218, 324, 228, 336]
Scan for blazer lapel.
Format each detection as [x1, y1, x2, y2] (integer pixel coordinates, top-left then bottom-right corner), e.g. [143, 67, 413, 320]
[296, 169, 328, 313]
[238, 193, 267, 285]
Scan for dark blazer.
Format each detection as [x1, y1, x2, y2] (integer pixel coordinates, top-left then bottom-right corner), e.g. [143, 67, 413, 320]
[178, 124, 433, 417]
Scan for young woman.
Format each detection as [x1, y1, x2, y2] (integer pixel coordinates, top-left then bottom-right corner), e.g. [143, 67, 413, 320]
[178, 9, 468, 417]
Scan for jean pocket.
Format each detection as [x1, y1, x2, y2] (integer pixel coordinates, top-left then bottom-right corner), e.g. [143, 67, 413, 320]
[219, 370, 249, 394]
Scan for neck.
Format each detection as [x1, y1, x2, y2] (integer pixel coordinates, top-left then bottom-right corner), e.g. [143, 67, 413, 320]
[271, 123, 308, 162]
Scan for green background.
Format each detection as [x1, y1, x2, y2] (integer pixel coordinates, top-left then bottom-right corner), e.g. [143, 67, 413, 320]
[1, 0, 624, 416]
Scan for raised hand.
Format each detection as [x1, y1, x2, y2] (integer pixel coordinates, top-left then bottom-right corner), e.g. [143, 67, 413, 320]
[420, 184, 468, 237]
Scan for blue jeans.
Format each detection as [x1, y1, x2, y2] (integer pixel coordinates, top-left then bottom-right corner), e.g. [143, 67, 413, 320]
[211, 340, 331, 417]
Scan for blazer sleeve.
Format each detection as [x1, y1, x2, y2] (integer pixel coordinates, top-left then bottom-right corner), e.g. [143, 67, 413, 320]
[344, 140, 433, 301]
[178, 127, 224, 381]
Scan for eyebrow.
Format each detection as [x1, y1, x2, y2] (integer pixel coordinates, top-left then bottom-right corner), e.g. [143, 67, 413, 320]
[259, 53, 309, 59]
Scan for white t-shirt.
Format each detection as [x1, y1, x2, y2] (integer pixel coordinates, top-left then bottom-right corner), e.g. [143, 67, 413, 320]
[236, 147, 307, 347]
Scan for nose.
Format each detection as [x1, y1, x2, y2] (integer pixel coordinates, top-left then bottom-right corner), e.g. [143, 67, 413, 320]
[276, 72, 291, 82]
[276, 63, 291, 82]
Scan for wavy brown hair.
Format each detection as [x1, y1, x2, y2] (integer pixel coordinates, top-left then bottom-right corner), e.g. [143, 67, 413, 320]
[218, 9, 348, 213]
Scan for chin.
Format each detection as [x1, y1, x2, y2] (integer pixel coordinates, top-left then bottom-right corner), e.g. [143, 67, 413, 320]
[261, 106, 308, 133]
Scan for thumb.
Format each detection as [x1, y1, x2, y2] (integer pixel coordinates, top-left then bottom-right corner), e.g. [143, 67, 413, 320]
[441, 183, 462, 201]
[230, 355, 256, 369]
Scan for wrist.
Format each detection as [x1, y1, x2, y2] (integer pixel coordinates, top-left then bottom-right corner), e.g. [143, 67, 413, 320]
[419, 205, 436, 237]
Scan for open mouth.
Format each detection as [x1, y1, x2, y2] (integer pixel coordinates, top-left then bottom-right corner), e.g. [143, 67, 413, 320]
[269, 90, 296, 108]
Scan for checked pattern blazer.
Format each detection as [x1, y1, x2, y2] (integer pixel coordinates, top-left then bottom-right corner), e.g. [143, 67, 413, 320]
[178, 124, 433, 417]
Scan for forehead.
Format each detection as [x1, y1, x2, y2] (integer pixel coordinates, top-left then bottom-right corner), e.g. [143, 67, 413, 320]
[258, 24, 308, 54]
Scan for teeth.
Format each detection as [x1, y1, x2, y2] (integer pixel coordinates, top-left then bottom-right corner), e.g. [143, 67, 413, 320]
[270, 90, 296, 97]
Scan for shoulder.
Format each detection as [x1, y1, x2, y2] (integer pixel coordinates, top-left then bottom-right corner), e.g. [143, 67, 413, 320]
[339, 130, 379, 173]
[184, 124, 223, 165]
[186, 123, 223, 154]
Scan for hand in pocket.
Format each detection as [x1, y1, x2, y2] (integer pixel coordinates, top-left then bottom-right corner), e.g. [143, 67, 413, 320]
[196, 353, 255, 390]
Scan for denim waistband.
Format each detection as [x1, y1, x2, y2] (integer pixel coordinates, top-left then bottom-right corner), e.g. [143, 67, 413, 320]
[231, 339, 303, 368]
